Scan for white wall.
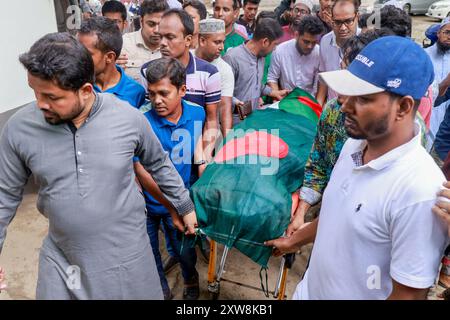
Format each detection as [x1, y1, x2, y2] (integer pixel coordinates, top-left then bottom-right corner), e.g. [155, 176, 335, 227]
[0, 0, 57, 113]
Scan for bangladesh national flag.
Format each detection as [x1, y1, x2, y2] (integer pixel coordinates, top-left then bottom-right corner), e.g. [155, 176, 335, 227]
[269, 87, 322, 123]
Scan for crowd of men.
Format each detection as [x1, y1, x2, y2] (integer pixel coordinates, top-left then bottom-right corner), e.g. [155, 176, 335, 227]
[0, 0, 449, 300]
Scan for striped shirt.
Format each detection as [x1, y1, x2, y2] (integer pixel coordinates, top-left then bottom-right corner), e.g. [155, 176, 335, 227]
[140, 52, 221, 108]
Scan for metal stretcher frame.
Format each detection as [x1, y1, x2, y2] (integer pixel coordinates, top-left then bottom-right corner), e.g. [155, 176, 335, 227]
[206, 239, 295, 300]
[203, 192, 300, 300]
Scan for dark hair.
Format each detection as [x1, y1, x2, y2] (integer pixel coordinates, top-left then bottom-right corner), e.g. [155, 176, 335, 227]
[388, 91, 421, 112]
[145, 57, 186, 89]
[101, 0, 127, 21]
[255, 10, 277, 25]
[214, 0, 241, 10]
[140, 0, 169, 18]
[341, 28, 393, 64]
[358, 12, 371, 29]
[243, 0, 261, 6]
[332, 0, 361, 16]
[296, 16, 325, 36]
[19, 32, 94, 91]
[79, 16, 123, 58]
[253, 18, 283, 41]
[380, 5, 412, 37]
[162, 9, 195, 36]
[183, 0, 208, 20]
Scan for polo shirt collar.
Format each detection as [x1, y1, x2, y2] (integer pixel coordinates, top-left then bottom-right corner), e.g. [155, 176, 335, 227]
[149, 99, 192, 128]
[351, 121, 422, 171]
[186, 51, 196, 75]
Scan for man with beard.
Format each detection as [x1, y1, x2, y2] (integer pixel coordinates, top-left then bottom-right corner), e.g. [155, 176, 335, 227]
[427, 18, 450, 294]
[0, 33, 198, 299]
[267, 15, 324, 96]
[279, 0, 313, 43]
[266, 36, 448, 300]
[236, 0, 260, 38]
[316, 0, 360, 105]
[121, 0, 168, 82]
[223, 18, 288, 124]
[426, 17, 450, 107]
[195, 18, 234, 137]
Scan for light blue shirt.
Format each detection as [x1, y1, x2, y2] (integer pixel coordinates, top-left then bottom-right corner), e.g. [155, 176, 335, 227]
[426, 43, 450, 85]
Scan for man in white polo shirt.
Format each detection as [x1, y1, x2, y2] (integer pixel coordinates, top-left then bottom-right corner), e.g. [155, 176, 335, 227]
[266, 36, 449, 299]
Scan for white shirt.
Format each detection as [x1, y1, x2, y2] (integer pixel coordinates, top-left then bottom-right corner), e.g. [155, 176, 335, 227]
[294, 123, 448, 300]
[319, 29, 360, 101]
[122, 31, 162, 82]
[166, 0, 182, 9]
[211, 57, 235, 97]
[425, 44, 450, 145]
[426, 43, 450, 86]
[267, 39, 320, 95]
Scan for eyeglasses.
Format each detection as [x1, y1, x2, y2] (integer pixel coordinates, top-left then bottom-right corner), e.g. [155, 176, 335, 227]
[441, 30, 450, 36]
[293, 8, 310, 15]
[332, 15, 356, 28]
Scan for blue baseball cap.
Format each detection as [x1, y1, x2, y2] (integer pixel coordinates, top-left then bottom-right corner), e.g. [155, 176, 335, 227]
[319, 36, 434, 100]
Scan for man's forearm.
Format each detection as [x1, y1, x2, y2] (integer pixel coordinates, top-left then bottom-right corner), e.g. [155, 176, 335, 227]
[204, 104, 219, 162]
[219, 97, 233, 138]
[289, 217, 319, 248]
[439, 80, 450, 97]
[134, 162, 176, 213]
[268, 82, 280, 91]
[316, 82, 328, 106]
[292, 199, 311, 223]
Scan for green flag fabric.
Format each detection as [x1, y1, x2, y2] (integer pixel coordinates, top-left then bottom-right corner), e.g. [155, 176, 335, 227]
[191, 88, 321, 267]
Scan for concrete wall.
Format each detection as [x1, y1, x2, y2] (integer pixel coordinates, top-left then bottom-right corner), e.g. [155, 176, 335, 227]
[0, 0, 58, 130]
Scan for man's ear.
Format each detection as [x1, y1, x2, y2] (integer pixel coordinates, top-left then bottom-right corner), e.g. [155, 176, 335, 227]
[199, 35, 206, 46]
[185, 34, 193, 47]
[105, 51, 117, 65]
[234, 8, 240, 19]
[396, 95, 415, 121]
[179, 84, 187, 98]
[262, 38, 270, 47]
[78, 83, 94, 101]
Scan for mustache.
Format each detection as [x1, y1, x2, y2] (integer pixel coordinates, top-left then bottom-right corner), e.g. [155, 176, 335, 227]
[344, 114, 357, 123]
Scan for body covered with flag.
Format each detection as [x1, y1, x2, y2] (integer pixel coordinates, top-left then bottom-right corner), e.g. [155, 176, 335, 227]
[191, 88, 322, 267]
